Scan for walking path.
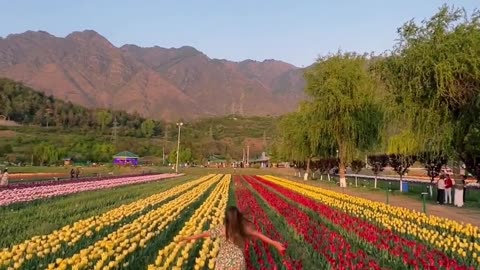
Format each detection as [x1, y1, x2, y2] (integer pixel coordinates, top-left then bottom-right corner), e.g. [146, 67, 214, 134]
[286, 177, 480, 228]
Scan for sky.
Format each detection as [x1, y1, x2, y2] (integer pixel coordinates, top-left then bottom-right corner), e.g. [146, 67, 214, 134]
[0, 0, 478, 67]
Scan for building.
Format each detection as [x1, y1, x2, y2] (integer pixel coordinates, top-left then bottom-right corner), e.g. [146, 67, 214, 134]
[113, 151, 139, 166]
[248, 152, 270, 168]
[207, 155, 227, 168]
[63, 158, 73, 166]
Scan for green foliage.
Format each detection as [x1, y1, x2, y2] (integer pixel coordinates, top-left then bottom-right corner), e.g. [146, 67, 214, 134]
[350, 160, 366, 174]
[0, 78, 164, 137]
[418, 152, 448, 180]
[388, 154, 417, 177]
[140, 119, 155, 138]
[167, 148, 193, 164]
[33, 142, 59, 166]
[0, 144, 13, 156]
[367, 155, 389, 175]
[95, 110, 112, 132]
[303, 52, 385, 167]
[275, 111, 316, 162]
[376, 6, 480, 154]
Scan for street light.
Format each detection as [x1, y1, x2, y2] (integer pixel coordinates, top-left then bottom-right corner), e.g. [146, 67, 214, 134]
[175, 122, 183, 174]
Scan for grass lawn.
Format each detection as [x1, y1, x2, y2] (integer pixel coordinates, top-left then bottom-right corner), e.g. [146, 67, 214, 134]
[0, 174, 194, 247]
[4, 165, 170, 182]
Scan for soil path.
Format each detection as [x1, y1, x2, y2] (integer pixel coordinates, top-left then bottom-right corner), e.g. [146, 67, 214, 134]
[285, 177, 480, 228]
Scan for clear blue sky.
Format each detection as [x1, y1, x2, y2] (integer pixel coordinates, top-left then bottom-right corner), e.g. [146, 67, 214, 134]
[0, 0, 478, 67]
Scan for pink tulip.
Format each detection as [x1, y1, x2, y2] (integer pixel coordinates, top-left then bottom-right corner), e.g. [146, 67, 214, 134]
[0, 174, 181, 206]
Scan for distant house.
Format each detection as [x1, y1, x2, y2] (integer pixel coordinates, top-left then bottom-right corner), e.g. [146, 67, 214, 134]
[248, 152, 270, 168]
[113, 151, 139, 166]
[207, 155, 227, 168]
[63, 158, 73, 166]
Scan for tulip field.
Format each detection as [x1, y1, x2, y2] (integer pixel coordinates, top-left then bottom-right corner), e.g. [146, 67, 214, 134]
[0, 174, 180, 206]
[1, 174, 479, 269]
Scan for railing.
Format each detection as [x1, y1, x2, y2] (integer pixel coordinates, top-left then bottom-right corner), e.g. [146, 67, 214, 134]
[310, 173, 480, 206]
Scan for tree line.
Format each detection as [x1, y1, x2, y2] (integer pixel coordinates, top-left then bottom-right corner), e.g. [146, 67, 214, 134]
[0, 78, 163, 138]
[274, 5, 480, 183]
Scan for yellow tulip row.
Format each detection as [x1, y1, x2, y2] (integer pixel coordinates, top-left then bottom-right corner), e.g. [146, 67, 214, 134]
[148, 174, 230, 270]
[0, 174, 215, 270]
[277, 175, 478, 238]
[47, 174, 223, 270]
[261, 175, 480, 263]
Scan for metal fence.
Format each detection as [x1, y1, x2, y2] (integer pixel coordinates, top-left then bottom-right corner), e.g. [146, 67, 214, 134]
[315, 174, 480, 205]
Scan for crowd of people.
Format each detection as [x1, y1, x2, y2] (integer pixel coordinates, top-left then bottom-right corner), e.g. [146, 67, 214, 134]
[436, 174, 467, 207]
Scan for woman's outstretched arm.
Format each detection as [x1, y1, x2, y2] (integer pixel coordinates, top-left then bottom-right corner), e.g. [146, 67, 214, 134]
[247, 229, 286, 253]
[179, 232, 211, 242]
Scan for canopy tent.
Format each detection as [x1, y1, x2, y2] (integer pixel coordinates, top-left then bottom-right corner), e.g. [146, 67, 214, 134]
[113, 151, 139, 166]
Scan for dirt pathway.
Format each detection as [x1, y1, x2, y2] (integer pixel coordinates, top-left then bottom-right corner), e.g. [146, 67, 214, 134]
[284, 177, 480, 228]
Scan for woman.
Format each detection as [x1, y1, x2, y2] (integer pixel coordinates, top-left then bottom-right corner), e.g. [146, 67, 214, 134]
[179, 206, 286, 270]
[0, 168, 8, 187]
[436, 175, 445, 205]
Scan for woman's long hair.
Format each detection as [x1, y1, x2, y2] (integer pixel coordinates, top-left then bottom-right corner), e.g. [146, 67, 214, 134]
[225, 206, 250, 247]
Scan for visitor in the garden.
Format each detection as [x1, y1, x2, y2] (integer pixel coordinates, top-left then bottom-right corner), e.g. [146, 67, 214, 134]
[444, 174, 454, 204]
[75, 168, 80, 179]
[454, 177, 464, 207]
[462, 175, 467, 203]
[70, 168, 75, 179]
[436, 175, 445, 205]
[0, 168, 8, 187]
[178, 206, 286, 270]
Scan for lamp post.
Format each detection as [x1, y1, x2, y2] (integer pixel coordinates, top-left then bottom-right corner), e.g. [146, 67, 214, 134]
[175, 122, 183, 174]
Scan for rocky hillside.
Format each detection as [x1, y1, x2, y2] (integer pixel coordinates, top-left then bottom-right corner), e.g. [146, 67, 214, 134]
[0, 30, 305, 120]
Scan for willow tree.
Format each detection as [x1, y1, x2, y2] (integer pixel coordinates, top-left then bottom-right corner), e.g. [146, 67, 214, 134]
[304, 52, 384, 187]
[276, 108, 330, 180]
[376, 6, 480, 180]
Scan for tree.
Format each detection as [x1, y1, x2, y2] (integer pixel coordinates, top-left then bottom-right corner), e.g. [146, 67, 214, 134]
[140, 119, 155, 138]
[376, 6, 480, 180]
[33, 142, 59, 165]
[317, 159, 330, 181]
[304, 52, 385, 187]
[388, 154, 417, 192]
[351, 159, 366, 187]
[418, 152, 448, 183]
[276, 110, 326, 180]
[367, 154, 389, 189]
[0, 144, 13, 156]
[96, 110, 112, 132]
[168, 148, 194, 164]
[418, 152, 448, 196]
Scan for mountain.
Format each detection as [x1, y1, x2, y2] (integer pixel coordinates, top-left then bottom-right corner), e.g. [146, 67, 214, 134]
[0, 30, 305, 120]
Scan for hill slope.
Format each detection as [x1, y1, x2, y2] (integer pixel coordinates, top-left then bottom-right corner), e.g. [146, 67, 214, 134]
[0, 30, 305, 120]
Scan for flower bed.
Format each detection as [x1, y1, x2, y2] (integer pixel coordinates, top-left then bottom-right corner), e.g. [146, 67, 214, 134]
[1, 174, 478, 269]
[0, 173, 181, 206]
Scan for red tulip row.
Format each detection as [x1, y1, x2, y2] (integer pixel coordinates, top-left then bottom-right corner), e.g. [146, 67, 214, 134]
[244, 176, 383, 270]
[253, 176, 474, 270]
[233, 176, 301, 270]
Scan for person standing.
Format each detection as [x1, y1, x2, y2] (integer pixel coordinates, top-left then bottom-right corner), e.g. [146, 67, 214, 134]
[437, 175, 445, 205]
[0, 168, 8, 187]
[462, 175, 467, 203]
[454, 177, 464, 207]
[444, 174, 454, 204]
[75, 167, 80, 179]
[70, 168, 75, 180]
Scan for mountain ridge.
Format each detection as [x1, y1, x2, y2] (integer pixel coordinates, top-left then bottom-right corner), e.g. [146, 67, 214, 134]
[0, 30, 305, 120]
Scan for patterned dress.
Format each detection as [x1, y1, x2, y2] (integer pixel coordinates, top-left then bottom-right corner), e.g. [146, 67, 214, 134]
[208, 225, 246, 270]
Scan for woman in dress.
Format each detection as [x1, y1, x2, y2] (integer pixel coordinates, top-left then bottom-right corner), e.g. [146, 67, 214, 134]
[0, 168, 8, 187]
[179, 206, 286, 270]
